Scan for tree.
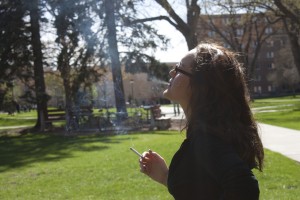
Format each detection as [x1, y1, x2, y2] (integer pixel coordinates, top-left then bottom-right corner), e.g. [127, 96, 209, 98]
[0, 0, 32, 108]
[272, 0, 300, 77]
[1, 0, 173, 123]
[267, 46, 300, 94]
[0, 0, 50, 129]
[103, 0, 127, 114]
[95, 0, 171, 113]
[198, 0, 281, 95]
[128, 0, 201, 50]
[46, 0, 105, 127]
[25, 0, 49, 129]
[248, 0, 300, 77]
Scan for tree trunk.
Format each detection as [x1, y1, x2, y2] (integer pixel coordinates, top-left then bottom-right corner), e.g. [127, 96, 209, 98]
[286, 29, 300, 76]
[154, 0, 200, 50]
[28, 0, 48, 130]
[186, 32, 198, 50]
[104, 0, 127, 115]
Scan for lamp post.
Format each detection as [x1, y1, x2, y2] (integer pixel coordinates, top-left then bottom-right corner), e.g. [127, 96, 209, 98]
[130, 79, 134, 105]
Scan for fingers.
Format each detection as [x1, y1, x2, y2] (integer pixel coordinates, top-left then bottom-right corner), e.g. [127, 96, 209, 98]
[141, 149, 153, 158]
[139, 157, 149, 175]
[139, 149, 153, 175]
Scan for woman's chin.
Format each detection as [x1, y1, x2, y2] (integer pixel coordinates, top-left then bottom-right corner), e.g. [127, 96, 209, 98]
[163, 89, 172, 101]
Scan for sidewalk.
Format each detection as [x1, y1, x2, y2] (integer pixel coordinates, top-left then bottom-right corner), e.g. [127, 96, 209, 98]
[259, 123, 300, 163]
[160, 106, 300, 163]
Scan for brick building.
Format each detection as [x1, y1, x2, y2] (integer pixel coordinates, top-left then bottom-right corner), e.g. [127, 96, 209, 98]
[196, 13, 297, 97]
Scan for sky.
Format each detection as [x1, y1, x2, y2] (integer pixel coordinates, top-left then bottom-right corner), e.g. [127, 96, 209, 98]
[140, 0, 189, 63]
[41, 0, 189, 64]
[153, 20, 188, 63]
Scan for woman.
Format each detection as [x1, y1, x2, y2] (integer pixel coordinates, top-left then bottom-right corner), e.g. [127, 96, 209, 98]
[139, 43, 264, 199]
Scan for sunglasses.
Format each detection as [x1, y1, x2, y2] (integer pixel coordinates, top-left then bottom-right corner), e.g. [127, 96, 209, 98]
[174, 65, 193, 78]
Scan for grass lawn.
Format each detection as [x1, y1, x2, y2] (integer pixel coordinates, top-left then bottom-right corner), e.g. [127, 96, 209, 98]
[1, 95, 299, 131]
[252, 95, 300, 130]
[0, 107, 149, 129]
[0, 131, 299, 200]
[0, 110, 37, 127]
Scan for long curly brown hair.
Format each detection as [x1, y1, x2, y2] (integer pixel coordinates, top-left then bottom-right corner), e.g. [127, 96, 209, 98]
[186, 43, 264, 171]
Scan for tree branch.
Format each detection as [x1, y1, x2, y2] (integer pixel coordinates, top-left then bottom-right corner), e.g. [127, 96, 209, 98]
[274, 0, 300, 24]
[154, 0, 189, 31]
[128, 15, 178, 28]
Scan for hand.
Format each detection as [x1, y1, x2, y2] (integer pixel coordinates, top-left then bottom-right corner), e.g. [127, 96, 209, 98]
[139, 150, 169, 186]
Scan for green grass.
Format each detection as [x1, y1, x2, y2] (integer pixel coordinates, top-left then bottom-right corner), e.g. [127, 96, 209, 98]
[0, 107, 150, 129]
[0, 131, 182, 200]
[251, 95, 300, 130]
[0, 110, 37, 127]
[256, 150, 300, 200]
[0, 132, 299, 200]
[1, 96, 299, 199]
[1, 95, 299, 131]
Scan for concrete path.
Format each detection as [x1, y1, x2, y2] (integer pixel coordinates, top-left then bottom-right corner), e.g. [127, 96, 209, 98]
[258, 123, 300, 163]
[160, 106, 300, 163]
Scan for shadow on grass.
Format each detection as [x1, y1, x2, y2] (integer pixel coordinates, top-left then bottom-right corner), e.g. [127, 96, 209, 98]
[0, 132, 134, 173]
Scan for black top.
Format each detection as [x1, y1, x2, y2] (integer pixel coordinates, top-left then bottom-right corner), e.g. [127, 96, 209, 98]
[167, 132, 259, 200]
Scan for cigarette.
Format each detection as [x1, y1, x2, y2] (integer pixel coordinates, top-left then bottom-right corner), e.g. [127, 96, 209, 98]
[130, 147, 143, 157]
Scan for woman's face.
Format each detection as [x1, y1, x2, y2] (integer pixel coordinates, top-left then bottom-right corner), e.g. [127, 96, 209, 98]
[163, 49, 196, 108]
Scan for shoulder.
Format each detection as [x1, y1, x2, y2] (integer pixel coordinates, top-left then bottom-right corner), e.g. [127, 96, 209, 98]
[191, 131, 245, 168]
[190, 131, 234, 158]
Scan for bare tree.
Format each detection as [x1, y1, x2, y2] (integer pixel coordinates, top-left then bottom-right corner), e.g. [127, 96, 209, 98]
[199, 0, 280, 91]
[128, 0, 201, 50]
[268, 46, 300, 95]
[248, 0, 300, 77]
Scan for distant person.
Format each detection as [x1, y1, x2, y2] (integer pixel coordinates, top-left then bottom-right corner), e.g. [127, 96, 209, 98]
[138, 43, 264, 199]
[13, 100, 20, 113]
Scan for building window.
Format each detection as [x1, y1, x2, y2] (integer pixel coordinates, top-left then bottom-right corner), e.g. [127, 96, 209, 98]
[265, 27, 272, 34]
[223, 18, 229, 24]
[268, 40, 274, 47]
[208, 31, 215, 37]
[252, 41, 258, 48]
[254, 86, 262, 94]
[268, 85, 273, 92]
[266, 51, 274, 58]
[255, 74, 261, 82]
[271, 63, 275, 69]
[258, 86, 262, 94]
[266, 63, 275, 69]
[236, 28, 243, 36]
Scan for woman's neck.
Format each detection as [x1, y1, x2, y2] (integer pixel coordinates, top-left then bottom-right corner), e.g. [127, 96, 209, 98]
[180, 103, 190, 121]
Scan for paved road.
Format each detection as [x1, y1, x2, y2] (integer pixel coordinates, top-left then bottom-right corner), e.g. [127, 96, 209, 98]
[160, 106, 300, 163]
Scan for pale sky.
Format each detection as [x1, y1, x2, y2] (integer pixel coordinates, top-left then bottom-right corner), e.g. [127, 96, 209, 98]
[153, 21, 188, 63]
[140, 0, 189, 63]
[41, 0, 189, 64]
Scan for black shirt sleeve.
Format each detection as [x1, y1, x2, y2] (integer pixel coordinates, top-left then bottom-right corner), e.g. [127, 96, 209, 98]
[191, 133, 260, 200]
